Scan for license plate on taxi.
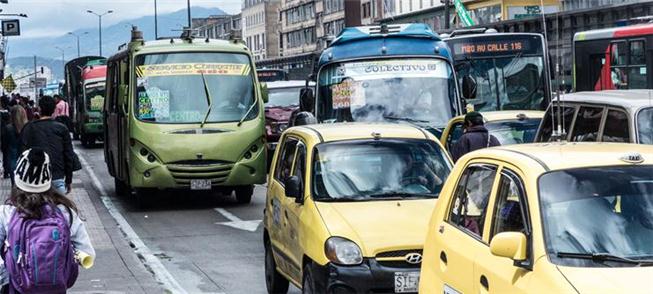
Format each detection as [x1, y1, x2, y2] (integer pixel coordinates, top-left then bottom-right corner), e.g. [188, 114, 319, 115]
[190, 179, 212, 190]
[394, 271, 419, 293]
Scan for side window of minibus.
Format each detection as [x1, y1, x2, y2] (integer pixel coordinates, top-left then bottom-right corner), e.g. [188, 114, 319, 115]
[108, 61, 119, 114]
[120, 57, 129, 111]
[274, 137, 298, 184]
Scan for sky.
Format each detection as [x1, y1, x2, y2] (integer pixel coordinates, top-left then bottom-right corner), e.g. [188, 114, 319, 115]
[0, 0, 241, 39]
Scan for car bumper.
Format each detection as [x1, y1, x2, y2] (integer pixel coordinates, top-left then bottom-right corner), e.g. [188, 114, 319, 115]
[311, 258, 420, 294]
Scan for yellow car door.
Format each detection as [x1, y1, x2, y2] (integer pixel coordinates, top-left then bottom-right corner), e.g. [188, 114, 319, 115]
[282, 139, 308, 283]
[473, 167, 533, 293]
[434, 163, 500, 294]
[268, 136, 300, 278]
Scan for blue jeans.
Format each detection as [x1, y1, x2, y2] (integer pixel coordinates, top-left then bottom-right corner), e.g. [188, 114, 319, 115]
[52, 179, 66, 195]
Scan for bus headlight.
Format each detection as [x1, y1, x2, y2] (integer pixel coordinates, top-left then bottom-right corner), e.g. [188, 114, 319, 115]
[325, 237, 363, 265]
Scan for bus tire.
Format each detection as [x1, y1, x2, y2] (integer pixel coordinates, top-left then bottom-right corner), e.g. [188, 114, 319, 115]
[235, 185, 254, 204]
[114, 178, 129, 196]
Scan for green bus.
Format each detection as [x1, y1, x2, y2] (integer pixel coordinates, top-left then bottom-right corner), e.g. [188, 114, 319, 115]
[103, 28, 268, 205]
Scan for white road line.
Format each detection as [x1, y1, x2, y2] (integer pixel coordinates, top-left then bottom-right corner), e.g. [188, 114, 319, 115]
[78, 155, 188, 294]
[214, 208, 262, 232]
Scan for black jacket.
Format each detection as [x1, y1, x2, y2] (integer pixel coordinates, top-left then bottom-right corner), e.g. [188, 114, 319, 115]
[451, 125, 501, 162]
[20, 118, 74, 184]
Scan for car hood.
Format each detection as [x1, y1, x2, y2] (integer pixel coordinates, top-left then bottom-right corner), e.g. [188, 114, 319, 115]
[314, 199, 436, 256]
[265, 106, 296, 122]
[558, 265, 653, 293]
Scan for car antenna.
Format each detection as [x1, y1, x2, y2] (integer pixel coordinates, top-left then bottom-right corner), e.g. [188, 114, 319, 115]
[541, 0, 561, 141]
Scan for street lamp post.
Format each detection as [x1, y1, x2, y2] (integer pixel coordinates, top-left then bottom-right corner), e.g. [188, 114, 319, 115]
[54, 46, 66, 82]
[86, 9, 113, 56]
[154, 0, 158, 39]
[67, 31, 88, 58]
[187, 0, 191, 28]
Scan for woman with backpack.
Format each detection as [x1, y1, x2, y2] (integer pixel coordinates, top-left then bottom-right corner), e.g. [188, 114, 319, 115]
[0, 148, 95, 293]
[2, 106, 28, 186]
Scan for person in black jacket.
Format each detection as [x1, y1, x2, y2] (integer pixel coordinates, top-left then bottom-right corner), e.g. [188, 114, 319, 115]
[19, 96, 75, 195]
[451, 111, 501, 163]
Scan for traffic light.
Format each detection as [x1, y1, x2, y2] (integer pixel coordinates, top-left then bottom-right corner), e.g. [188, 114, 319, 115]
[40, 66, 43, 74]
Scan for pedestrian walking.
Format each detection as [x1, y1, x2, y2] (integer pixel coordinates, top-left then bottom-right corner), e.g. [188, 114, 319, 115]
[1, 106, 28, 185]
[20, 96, 76, 195]
[451, 111, 501, 162]
[0, 148, 95, 294]
[53, 95, 72, 131]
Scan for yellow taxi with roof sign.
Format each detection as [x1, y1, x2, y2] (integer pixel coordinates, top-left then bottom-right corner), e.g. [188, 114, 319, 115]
[440, 110, 544, 152]
[420, 142, 653, 293]
[263, 123, 452, 294]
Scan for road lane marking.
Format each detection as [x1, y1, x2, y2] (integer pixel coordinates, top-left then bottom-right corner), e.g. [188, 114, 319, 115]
[78, 155, 188, 294]
[214, 208, 262, 232]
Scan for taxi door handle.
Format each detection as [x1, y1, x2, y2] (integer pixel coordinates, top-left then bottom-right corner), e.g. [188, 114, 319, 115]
[439, 251, 447, 264]
[480, 275, 489, 291]
[284, 211, 289, 219]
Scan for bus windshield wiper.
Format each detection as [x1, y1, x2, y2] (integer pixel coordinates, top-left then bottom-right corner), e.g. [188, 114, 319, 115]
[237, 99, 257, 127]
[556, 252, 653, 266]
[383, 116, 429, 123]
[200, 73, 213, 128]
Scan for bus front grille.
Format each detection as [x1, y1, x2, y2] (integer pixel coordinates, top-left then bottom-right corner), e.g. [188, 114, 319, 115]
[167, 160, 234, 185]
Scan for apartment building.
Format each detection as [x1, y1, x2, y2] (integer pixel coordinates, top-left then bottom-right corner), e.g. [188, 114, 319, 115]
[196, 14, 242, 40]
[243, 0, 281, 60]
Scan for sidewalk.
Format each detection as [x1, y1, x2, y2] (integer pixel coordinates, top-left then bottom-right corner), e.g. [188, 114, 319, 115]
[0, 173, 165, 293]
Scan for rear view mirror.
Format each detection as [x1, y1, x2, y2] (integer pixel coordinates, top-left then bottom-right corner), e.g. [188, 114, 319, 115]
[299, 87, 314, 112]
[260, 83, 269, 103]
[284, 175, 303, 204]
[490, 232, 527, 261]
[462, 75, 477, 99]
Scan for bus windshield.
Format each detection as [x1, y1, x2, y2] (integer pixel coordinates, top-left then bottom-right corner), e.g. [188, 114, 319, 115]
[448, 35, 548, 111]
[85, 83, 105, 112]
[316, 58, 457, 127]
[135, 52, 256, 124]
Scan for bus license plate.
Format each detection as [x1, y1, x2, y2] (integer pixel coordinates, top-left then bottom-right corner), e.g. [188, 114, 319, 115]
[190, 179, 212, 190]
[395, 272, 419, 293]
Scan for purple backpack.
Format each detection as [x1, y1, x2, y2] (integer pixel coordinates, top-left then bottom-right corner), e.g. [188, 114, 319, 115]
[3, 205, 79, 294]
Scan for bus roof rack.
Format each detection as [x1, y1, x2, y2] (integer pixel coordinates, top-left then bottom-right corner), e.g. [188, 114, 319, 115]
[448, 28, 497, 38]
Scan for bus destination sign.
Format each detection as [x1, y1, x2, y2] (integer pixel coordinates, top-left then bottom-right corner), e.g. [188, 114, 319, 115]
[453, 39, 531, 55]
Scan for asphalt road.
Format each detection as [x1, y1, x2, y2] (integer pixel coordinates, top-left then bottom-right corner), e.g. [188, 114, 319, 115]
[78, 144, 301, 294]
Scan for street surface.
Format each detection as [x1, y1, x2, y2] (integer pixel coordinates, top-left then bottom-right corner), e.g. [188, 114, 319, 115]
[71, 142, 300, 294]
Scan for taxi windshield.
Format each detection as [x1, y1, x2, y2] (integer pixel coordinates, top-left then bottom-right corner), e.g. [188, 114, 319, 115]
[316, 58, 457, 127]
[134, 52, 256, 124]
[485, 118, 541, 145]
[539, 166, 653, 267]
[312, 139, 451, 201]
[85, 83, 105, 112]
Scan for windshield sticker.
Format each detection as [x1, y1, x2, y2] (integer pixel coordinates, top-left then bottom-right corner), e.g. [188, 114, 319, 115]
[331, 79, 357, 109]
[137, 88, 170, 120]
[90, 95, 104, 111]
[136, 63, 251, 77]
[342, 60, 448, 79]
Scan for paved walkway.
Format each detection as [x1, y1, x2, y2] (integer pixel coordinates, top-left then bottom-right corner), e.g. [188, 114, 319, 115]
[0, 170, 164, 293]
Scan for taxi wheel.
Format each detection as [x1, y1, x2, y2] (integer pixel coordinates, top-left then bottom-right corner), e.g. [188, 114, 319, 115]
[235, 185, 254, 204]
[264, 241, 289, 294]
[302, 264, 316, 294]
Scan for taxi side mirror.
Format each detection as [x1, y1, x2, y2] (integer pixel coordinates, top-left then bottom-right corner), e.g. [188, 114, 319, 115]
[260, 83, 269, 103]
[284, 175, 304, 204]
[462, 75, 477, 99]
[490, 232, 527, 261]
[299, 87, 314, 112]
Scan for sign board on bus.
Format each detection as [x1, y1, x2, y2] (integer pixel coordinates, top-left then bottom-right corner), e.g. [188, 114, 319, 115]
[448, 35, 544, 58]
[453, 40, 530, 55]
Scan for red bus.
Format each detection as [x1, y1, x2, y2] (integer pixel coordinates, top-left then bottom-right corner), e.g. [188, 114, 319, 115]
[574, 23, 653, 91]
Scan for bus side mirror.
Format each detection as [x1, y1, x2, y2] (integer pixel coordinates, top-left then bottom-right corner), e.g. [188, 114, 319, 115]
[260, 83, 269, 103]
[462, 75, 477, 99]
[299, 88, 314, 112]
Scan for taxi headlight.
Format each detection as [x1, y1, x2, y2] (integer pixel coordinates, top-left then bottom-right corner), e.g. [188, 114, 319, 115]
[325, 237, 363, 265]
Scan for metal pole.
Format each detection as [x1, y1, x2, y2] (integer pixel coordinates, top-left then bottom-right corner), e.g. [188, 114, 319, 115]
[444, 0, 450, 29]
[76, 36, 80, 57]
[33, 55, 37, 100]
[154, 0, 158, 39]
[187, 0, 192, 28]
[98, 15, 102, 56]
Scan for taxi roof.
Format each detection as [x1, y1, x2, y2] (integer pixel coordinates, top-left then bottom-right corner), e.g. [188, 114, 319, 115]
[469, 142, 653, 172]
[288, 123, 431, 143]
[451, 110, 544, 122]
[555, 90, 653, 113]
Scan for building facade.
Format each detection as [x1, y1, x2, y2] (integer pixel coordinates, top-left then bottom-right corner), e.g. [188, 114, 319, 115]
[242, 0, 281, 60]
[196, 14, 242, 40]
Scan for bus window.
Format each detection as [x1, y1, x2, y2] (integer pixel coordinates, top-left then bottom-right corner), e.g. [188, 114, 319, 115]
[611, 42, 627, 66]
[629, 40, 647, 89]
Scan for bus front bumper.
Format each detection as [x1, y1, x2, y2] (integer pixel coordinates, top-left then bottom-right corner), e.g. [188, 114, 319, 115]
[128, 144, 267, 189]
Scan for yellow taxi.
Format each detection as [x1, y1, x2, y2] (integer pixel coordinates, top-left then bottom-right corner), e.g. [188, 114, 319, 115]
[263, 123, 452, 294]
[440, 111, 544, 152]
[420, 142, 653, 293]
